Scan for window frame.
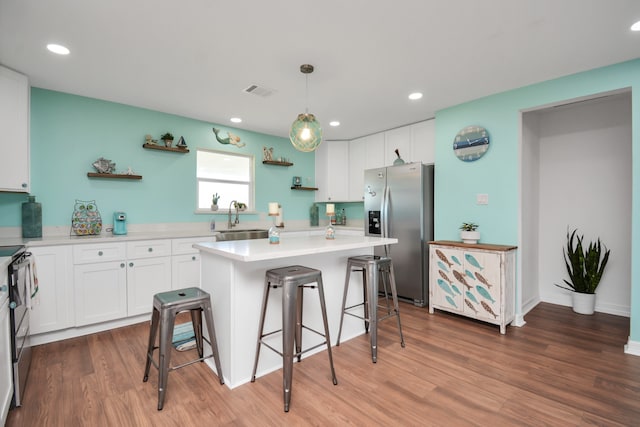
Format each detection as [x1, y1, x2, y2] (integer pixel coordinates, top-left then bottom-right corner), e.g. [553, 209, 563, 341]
[195, 148, 255, 214]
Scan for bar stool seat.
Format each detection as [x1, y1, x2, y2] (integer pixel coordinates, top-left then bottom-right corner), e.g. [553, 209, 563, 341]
[337, 255, 405, 363]
[143, 287, 224, 410]
[251, 265, 337, 412]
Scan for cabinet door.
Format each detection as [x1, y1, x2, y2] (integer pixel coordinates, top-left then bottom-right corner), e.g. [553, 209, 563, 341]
[384, 126, 412, 165]
[172, 253, 200, 290]
[462, 251, 502, 322]
[411, 120, 435, 164]
[29, 246, 74, 334]
[364, 133, 385, 170]
[0, 298, 11, 425]
[315, 140, 349, 201]
[74, 261, 127, 326]
[0, 66, 29, 192]
[127, 256, 172, 316]
[348, 138, 366, 201]
[430, 246, 463, 312]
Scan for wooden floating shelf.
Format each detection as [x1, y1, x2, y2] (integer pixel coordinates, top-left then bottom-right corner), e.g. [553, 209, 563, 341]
[87, 172, 142, 180]
[262, 160, 293, 166]
[291, 186, 318, 191]
[143, 143, 189, 153]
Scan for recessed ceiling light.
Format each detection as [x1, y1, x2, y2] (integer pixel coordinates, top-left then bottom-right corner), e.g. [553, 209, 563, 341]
[46, 43, 70, 55]
[408, 92, 423, 100]
[329, 121, 340, 127]
[631, 20, 640, 31]
[230, 117, 242, 123]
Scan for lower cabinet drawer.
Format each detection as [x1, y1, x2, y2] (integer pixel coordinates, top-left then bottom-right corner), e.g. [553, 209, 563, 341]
[73, 243, 126, 264]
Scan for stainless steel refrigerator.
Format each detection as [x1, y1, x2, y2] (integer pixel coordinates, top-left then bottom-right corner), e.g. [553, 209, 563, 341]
[364, 163, 434, 306]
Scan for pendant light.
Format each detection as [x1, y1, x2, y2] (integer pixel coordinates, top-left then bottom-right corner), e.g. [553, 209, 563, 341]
[290, 64, 323, 152]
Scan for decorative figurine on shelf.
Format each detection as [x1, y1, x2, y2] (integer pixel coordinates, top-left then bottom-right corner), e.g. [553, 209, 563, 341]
[123, 167, 136, 175]
[176, 136, 188, 149]
[263, 146, 274, 161]
[160, 132, 174, 147]
[92, 157, 116, 174]
[393, 148, 405, 165]
[213, 127, 245, 147]
[144, 134, 158, 145]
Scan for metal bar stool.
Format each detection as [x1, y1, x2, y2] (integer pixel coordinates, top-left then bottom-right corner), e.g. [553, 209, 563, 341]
[336, 255, 405, 363]
[143, 287, 224, 410]
[251, 265, 338, 412]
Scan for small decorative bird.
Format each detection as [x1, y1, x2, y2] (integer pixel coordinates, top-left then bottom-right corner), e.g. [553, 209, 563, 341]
[212, 128, 245, 147]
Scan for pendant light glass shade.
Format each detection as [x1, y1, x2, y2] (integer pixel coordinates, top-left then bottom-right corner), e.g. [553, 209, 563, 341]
[290, 64, 322, 152]
[290, 113, 323, 152]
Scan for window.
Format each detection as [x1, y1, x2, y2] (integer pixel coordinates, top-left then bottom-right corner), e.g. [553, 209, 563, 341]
[196, 149, 254, 211]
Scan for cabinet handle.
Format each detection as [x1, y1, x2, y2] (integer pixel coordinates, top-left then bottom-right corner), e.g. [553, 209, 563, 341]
[148, 247, 153, 252]
[192, 256, 196, 261]
[21, 183, 27, 188]
[129, 262, 134, 267]
[98, 251, 103, 256]
[120, 263, 125, 268]
[0, 285, 7, 292]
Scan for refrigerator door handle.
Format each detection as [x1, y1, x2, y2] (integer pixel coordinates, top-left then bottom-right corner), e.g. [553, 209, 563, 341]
[382, 185, 390, 257]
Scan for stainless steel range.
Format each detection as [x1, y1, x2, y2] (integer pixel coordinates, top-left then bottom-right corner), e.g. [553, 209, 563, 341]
[2, 245, 33, 408]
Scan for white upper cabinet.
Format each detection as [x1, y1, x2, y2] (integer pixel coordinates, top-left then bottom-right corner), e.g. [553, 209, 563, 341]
[411, 120, 435, 164]
[348, 137, 366, 201]
[0, 65, 29, 192]
[384, 126, 412, 165]
[315, 140, 349, 202]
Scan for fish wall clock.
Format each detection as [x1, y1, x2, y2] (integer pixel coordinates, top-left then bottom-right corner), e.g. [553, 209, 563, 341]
[453, 125, 490, 162]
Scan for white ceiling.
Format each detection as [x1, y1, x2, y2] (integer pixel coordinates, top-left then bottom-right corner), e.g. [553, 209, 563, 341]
[0, 0, 639, 141]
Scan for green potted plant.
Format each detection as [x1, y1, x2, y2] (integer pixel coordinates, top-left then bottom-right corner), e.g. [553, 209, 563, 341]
[211, 193, 220, 211]
[233, 201, 247, 211]
[459, 222, 479, 244]
[555, 228, 611, 315]
[160, 132, 174, 147]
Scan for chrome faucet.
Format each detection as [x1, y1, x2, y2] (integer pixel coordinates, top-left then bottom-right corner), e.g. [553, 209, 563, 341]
[228, 200, 239, 229]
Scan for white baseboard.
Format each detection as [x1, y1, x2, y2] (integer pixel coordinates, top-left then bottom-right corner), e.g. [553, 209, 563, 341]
[624, 339, 640, 356]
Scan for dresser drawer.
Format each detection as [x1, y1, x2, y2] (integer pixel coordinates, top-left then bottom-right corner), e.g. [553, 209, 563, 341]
[171, 237, 212, 255]
[126, 239, 171, 259]
[73, 242, 126, 264]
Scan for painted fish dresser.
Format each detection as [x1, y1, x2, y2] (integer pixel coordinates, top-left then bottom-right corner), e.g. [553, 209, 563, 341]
[428, 241, 517, 334]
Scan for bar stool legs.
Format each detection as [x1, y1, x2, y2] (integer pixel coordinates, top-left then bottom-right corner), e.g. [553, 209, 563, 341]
[337, 255, 405, 363]
[251, 266, 337, 412]
[143, 287, 224, 410]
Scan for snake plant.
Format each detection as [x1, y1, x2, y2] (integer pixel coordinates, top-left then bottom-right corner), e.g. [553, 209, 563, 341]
[555, 229, 610, 294]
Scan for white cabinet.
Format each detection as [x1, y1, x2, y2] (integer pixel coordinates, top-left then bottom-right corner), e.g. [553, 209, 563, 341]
[73, 240, 172, 325]
[315, 140, 349, 202]
[29, 246, 74, 334]
[172, 237, 206, 290]
[410, 120, 435, 164]
[429, 241, 516, 334]
[74, 260, 127, 326]
[0, 269, 12, 425]
[348, 137, 366, 201]
[126, 256, 171, 316]
[0, 65, 29, 192]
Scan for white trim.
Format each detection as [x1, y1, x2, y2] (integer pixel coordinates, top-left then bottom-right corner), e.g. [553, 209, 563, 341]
[624, 339, 640, 356]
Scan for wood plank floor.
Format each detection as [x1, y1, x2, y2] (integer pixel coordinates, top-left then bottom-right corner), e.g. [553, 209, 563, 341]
[7, 302, 640, 426]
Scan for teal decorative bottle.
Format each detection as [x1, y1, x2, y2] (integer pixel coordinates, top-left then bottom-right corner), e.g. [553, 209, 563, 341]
[22, 195, 42, 238]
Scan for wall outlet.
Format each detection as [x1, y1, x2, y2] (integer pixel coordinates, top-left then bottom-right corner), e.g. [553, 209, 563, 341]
[477, 194, 489, 205]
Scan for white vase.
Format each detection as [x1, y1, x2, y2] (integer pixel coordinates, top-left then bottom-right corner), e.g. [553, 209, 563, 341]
[460, 230, 480, 244]
[211, 204, 218, 211]
[572, 292, 596, 315]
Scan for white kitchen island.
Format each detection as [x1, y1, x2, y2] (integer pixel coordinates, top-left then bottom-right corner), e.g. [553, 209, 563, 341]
[194, 234, 397, 388]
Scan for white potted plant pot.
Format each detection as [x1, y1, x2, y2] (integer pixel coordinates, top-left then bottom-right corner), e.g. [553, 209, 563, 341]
[460, 230, 480, 244]
[211, 204, 218, 211]
[572, 292, 596, 315]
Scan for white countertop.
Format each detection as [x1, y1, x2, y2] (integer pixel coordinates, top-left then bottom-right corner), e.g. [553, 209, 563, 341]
[194, 235, 397, 262]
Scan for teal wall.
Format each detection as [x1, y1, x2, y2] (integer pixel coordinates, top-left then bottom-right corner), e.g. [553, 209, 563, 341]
[0, 88, 318, 227]
[435, 58, 640, 344]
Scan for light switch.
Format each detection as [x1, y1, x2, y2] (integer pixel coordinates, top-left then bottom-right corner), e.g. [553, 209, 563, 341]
[477, 193, 489, 205]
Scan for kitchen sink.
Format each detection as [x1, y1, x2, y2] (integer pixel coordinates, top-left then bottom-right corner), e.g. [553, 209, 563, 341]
[215, 229, 269, 241]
